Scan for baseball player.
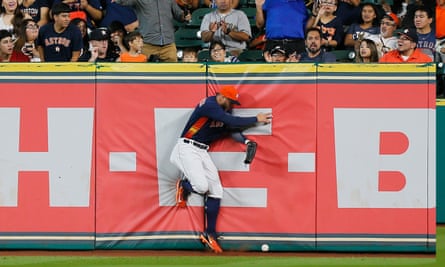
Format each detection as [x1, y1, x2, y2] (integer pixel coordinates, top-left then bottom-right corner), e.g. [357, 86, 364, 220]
[169, 85, 272, 253]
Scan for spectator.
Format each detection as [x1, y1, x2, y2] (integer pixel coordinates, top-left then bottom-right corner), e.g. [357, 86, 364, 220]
[19, 0, 50, 27]
[181, 47, 199, 62]
[335, 0, 361, 26]
[255, 0, 308, 56]
[113, 0, 190, 63]
[204, 0, 238, 9]
[344, 3, 380, 52]
[200, 0, 251, 56]
[248, 29, 266, 51]
[78, 27, 118, 62]
[37, 3, 83, 61]
[379, 27, 432, 63]
[307, 0, 344, 50]
[69, 17, 89, 53]
[264, 45, 287, 63]
[438, 0, 445, 39]
[12, 18, 41, 61]
[98, 0, 138, 32]
[1, 0, 32, 34]
[366, 14, 398, 58]
[117, 30, 147, 62]
[51, 0, 103, 30]
[1, 27, 32, 61]
[108, 20, 128, 57]
[437, 0, 445, 61]
[209, 40, 239, 62]
[292, 27, 336, 63]
[355, 38, 379, 62]
[413, 5, 435, 60]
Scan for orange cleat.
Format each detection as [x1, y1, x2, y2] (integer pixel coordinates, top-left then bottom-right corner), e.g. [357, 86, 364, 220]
[199, 233, 223, 253]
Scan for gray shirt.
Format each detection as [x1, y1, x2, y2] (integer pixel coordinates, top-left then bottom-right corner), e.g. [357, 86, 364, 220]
[115, 0, 183, 45]
[200, 9, 251, 52]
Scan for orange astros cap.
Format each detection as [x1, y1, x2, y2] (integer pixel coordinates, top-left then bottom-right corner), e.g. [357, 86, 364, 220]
[219, 85, 241, 105]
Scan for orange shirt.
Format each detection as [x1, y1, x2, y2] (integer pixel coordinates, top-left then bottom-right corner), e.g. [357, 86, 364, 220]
[119, 52, 147, 63]
[379, 49, 433, 63]
[437, 6, 445, 39]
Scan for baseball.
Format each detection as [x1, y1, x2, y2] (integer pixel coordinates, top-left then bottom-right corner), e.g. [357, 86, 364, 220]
[261, 244, 269, 252]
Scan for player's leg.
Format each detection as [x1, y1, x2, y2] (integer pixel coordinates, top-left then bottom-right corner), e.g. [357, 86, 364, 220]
[171, 141, 210, 205]
[199, 154, 223, 253]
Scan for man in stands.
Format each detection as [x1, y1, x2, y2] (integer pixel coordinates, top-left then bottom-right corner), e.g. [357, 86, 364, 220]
[36, 3, 83, 62]
[200, 0, 251, 56]
[379, 28, 432, 63]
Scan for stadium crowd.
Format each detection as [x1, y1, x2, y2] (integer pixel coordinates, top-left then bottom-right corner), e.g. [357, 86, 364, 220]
[0, 0, 442, 63]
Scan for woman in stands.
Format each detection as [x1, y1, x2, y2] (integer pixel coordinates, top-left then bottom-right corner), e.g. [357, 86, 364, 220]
[355, 38, 379, 63]
[344, 3, 380, 52]
[12, 18, 41, 61]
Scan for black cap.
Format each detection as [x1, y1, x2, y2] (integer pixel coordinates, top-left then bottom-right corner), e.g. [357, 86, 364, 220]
[270, 45, 286, 55]
[90, 28, 109, 41]
[398, 28, 418, 44]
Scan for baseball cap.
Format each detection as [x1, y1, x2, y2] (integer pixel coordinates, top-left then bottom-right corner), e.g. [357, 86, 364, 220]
[383, 13, 400, 26]
[270, 45, 286, 56]
[90, 28, 109, 41]
[398, 28, 418, 44]
[219, 85, 241, 105]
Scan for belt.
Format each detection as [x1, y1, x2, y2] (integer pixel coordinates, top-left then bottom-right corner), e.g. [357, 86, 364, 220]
[183, 138, 209, 150]
[269, 38, 303, 43]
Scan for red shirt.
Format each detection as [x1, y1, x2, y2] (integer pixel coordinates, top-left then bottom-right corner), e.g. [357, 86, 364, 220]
[9, 50, 31, 62]
[379, 49, 432, 63]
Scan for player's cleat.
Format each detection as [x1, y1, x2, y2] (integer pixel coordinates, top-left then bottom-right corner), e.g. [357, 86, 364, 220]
[199, 232, 223, 253]
[175, 179, 191, 208]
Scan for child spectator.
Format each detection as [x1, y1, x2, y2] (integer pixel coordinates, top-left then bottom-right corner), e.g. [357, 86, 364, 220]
[181, 47, 198, 62]
[117, 30, 147, 62]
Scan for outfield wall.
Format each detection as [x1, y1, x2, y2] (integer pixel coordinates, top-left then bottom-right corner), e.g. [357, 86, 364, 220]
[0, 63, 436, 253]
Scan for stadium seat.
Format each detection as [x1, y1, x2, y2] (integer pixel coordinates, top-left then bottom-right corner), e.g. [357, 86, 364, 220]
[175, 27, 204, 48]
[189, 8, 213, 27]
[331, 50, 355, 62]
[238, 49, 264, 62]
[197, 49, 210, 61]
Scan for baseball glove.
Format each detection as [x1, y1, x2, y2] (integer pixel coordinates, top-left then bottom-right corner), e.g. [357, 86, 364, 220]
[244, 141, 257, 164]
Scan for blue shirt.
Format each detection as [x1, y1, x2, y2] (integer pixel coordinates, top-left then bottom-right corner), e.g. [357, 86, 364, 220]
[263, 0, 307, 40]
[181, 96, 257, 145]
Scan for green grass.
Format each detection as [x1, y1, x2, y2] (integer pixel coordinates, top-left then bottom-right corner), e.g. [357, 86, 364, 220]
[0, 226, 443, 267]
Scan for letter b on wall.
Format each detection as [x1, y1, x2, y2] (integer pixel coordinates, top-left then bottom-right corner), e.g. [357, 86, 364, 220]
[334, 108, 435, 208]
